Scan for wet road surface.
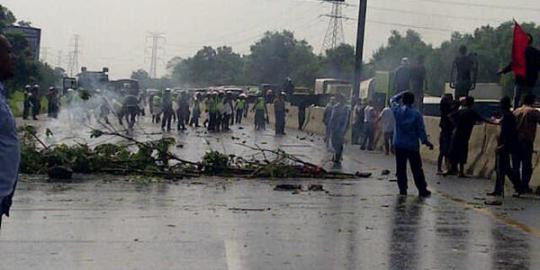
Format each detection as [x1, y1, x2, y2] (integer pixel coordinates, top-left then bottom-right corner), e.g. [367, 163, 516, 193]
[2, 115, 539, 269]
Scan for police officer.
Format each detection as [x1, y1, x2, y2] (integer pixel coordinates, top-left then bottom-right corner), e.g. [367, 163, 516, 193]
[161, 88, 174, 132]
[30, 84, 40, 120]
[123, 89, 140, 130]
[22, 84, 31, 120]
[274, 92, 287, 135]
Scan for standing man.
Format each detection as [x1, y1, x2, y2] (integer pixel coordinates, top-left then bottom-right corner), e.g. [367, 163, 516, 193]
[437, 94, 456, 174]
[161, 88, 174, 132]
[499, 34, 540, 109]
[235, 94, 247, 124]
[487, 96, 522, 197]
[447, 96, 490, 177]
[22, 84, 31, 120]
[176, 92, 190, 131]
[323, 97, 336, 146]
[450, 45, 477, 99]
[328, 94, 350, 166]
[391, 91, 434, 197]
[410, 55, 427, 113]
[360, 100, 376, 151]
[351, 98, 365, 145]
[274, 92, 287, 135]
[378, 102, 395, 155]
[30, 84, 40, 120]
[393, 57, 411, 95]
[512, 94, 540, 193]
[123, 89, 140, 131]
[0, 35, 20, 228]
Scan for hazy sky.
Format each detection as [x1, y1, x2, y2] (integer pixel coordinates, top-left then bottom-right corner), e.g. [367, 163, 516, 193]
[3, 0, 540, 78]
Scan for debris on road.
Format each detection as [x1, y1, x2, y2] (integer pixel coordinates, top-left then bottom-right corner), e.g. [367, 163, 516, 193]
[308, 184, 324, 191]
[381, 169, 391, 175]
[20, 126, 361, 180]
[274, 184, 302, 191]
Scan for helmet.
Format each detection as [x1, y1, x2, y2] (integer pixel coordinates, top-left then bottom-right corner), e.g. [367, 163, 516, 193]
[25, 85, 31, 90]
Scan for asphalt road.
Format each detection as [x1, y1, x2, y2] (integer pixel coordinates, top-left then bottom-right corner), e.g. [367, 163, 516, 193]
[2, 113, 539, 270]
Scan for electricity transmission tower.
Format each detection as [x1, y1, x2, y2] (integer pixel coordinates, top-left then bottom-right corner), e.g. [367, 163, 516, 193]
[67, 34, 80, 77]
[147, 32, 166, 79]
[321, 0, 346, 53]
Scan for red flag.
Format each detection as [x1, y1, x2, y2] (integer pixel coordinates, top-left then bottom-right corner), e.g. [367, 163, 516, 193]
[512, 21, 528, 78]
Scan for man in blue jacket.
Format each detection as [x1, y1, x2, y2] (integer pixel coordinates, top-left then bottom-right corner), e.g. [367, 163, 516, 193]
[0, 35, 20, 228]
[329, 94, 350, 166]
[391, 91, 433, 197]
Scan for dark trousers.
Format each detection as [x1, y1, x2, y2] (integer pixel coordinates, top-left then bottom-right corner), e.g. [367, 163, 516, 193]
[351, 121, 363, 145]
[361, 123, 375, 150]
[126, 107, 138, 129]
[383, 132, 394, 155]
[208, 112, 217, 131]
[177, 110, 186, 130]
[189, 116, 199, 127]
[512, 141, 534, 190]
[395, 147, 428, 193]
[494, 150, 521, 194]
[222, 114, 230, 131]
[236, 109, 244, 124]
[23, 100, 30, 119]
[513, 84, 532, 109]
[275, 112, 285, 135]
[332, 134, 344, 163]
[298, 109, 306, 130]
[161, 109, 173, 131]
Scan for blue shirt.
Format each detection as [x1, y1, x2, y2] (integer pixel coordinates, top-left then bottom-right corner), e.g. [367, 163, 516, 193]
[391, 92, 428, 151]
[0, 82, 20, 199]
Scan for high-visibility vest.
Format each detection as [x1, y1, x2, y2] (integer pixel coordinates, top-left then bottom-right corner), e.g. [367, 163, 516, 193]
[256, 100, 265, 110]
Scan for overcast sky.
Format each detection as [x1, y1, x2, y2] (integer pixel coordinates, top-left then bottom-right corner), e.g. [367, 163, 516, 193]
[3, 0, 540, 78]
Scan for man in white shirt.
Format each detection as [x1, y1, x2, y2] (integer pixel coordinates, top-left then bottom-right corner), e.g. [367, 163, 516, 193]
[361, 101, 376, 151]
[378, 104, 395, 155]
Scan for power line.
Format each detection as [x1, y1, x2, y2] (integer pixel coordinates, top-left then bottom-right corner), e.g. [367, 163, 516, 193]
[412, 0, 540, 12]
[368, 6, 506, 23]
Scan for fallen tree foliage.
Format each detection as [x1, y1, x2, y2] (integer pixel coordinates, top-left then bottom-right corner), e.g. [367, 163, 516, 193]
[20, 126, 365, 180]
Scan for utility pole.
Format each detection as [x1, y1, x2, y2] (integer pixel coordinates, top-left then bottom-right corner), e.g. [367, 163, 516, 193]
[147, 32, 166, 79]
[352, 0, 367, 101]
[321, 0, 346, 53]
[68, 34, 80, 77]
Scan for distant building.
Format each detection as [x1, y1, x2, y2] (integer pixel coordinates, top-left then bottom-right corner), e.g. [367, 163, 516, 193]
[5, 25, 41, 61]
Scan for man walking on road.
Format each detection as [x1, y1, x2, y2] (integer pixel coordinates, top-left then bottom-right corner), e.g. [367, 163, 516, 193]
[274, 92, 287, 135]
[513, 94, 540, 193]
[360, 100, 376, 151]
[487, 96, 522, 197]
[391, 91, 433, 197]
[329, 94, 350, 166]
[0, 35, 20, 228]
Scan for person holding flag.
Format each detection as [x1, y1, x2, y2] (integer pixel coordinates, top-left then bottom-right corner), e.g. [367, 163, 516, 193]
[499, 21, 540, 108]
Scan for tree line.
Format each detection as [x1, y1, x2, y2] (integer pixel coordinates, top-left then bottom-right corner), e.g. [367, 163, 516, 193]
[137, 21, 540, 97]
[0, 5, 63, 95]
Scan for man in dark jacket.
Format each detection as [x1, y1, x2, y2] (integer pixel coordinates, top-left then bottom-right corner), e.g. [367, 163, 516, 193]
[499, 34, 540, 108]
[450, 46, 477, 99]
[393, 57, 410, 95]
[487, 96, 522, 197]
